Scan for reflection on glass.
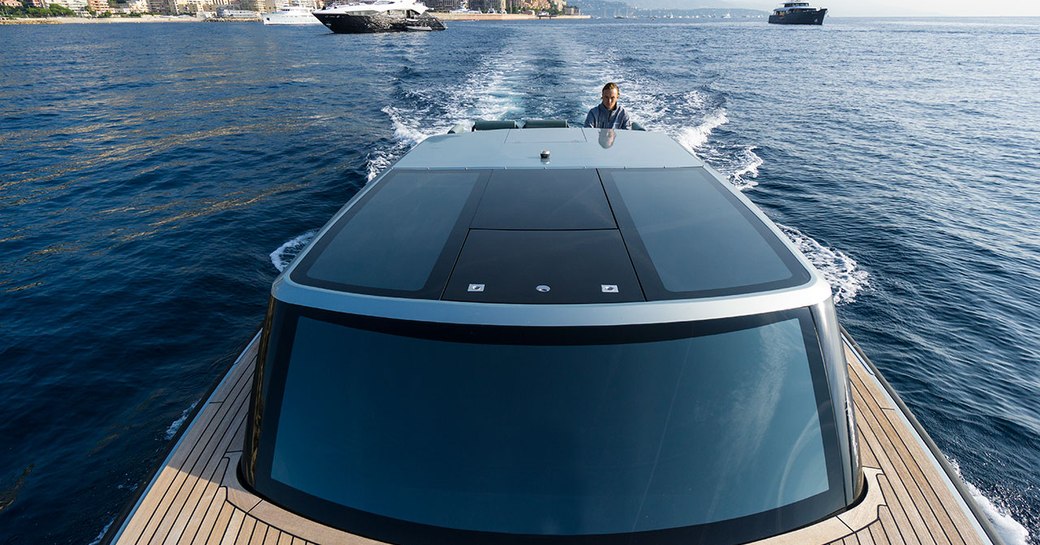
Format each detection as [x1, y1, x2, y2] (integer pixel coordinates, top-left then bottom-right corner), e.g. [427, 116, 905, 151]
[270, 314, 831, 535]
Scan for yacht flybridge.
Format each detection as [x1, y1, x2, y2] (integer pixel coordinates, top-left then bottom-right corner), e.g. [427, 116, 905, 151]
[109, 121, 1003, 545]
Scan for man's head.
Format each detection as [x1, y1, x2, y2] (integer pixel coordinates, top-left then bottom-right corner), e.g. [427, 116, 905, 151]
[601, 82, 620, 111]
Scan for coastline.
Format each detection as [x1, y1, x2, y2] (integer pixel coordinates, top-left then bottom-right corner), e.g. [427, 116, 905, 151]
[0, 15, 207, 23]
[434, 13, 590, 20]
[0, 13, 590, 24]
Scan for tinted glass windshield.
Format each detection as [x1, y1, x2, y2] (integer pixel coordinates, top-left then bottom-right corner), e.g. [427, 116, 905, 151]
[254, 308, 844, 542]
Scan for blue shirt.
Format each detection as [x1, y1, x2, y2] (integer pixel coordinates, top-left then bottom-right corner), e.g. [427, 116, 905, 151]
[584, 103, 632, 130]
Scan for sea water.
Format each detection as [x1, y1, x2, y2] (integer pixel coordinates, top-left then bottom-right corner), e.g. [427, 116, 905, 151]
[0, 18, 1037, 544]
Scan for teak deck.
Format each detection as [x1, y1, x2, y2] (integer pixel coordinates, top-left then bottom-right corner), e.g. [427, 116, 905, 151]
[110, 330, 997, 545]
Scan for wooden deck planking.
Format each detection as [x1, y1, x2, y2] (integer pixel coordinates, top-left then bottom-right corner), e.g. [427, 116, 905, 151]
[880, 505, 910, 545]
[861, 416, 934, 545]
[168, 456, 229, 545]
[112, 333, 994, 545]
[858, 411, 883, 469]
[849, 356, 967, 545]
[137, 361, 253, 545]
[219, 507, 247, 545]
[876, 402, 983, 545]
[238, 515, 257, 545]
[261, 527, 280, 545]
[875, 415, 955, 545]
[189, 487, 228, 545]
[147, 366, 256, 545]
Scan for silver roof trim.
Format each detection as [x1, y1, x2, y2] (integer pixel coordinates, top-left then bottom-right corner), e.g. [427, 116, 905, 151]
[271, 272, 833, 326]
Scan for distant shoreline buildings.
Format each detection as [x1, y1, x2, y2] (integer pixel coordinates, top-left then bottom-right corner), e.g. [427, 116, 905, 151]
[1, 0, 577, 17]
[2, 0, 765, 19]
[1, 0, 316, 17]
[425, 0, 576, 16]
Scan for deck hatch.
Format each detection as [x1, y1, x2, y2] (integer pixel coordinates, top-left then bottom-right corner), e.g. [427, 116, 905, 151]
[444, 229, 643, 304]
[471, 169, 615, 230]
[602, 168, 811, 299]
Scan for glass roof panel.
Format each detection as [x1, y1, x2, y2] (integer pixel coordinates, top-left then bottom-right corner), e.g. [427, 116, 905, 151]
[471, 169, 615, 230]
[605, 168, 809, 298]
[293, 170, 482, 296]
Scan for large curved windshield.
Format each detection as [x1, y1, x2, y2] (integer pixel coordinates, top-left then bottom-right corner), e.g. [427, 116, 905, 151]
[249, 306, 846, 544]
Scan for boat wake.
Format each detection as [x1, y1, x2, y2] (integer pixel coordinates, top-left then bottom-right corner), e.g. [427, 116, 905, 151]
[949, 459, 1032, 545]
[778, 224, 870, 305]
[614, 82, 763, 190]
[369, 51, 529, 182]
[87, 518, 116, 545]
[270, 229, 318, 272]
[675, 108, 729, 151]
[367, 106, 438, 182]
[164, 400, 199, 440]
[730, 146, 764, 189]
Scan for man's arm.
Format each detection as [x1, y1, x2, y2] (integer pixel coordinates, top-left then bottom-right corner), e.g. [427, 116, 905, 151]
[584, 107, 597, 128]
[618, 108, 633, 130]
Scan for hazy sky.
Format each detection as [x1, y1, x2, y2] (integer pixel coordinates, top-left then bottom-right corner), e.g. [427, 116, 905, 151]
[646, 0, 1040, 17]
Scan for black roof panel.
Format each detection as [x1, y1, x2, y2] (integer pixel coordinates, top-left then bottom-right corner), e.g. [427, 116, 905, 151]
[444, 230, 643, 304]
[471, 169, 615, 230]
[290, 167, 810, 303]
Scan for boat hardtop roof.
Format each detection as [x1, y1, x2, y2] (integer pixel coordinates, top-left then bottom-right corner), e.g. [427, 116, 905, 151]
[775, 1, 823, 10]
[320, 0, 426, 10]
[274, 124, 831, 326]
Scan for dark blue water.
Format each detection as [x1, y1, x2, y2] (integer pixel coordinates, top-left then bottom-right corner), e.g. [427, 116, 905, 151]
[1, 17, 1037, 544]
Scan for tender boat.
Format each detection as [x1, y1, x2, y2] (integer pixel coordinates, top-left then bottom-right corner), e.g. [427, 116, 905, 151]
[262, 4, 323, 25]
[108, 121, 1004, 545]
[312, 0, 445, 33]
[768, 1, 827, 24]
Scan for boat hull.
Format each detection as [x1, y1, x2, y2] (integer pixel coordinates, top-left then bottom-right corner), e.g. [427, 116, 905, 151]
[768, 8, 826, 24]
[314, 11, 445, 32]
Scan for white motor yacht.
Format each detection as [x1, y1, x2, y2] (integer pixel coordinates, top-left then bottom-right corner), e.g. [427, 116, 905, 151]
[262, 5, 322, 25]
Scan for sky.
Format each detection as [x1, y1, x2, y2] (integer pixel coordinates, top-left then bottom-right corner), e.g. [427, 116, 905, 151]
[644, 0, 1040, 17]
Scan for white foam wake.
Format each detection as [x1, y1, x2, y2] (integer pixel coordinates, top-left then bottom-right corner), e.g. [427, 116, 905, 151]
[949, 459, 1031, 545]
[778, 224, 869, 305]
[369, 106, 444, 182]
[270, 230, 317, 272]
[612, 83, 756, 191]
[87, 517, 116, 545]
[447, 52, 526, 122]
[368, 49, 529, 182]
[164, 400, 198, 440]
[675, 108, 729, 151]
[729, 146, 764, 190]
